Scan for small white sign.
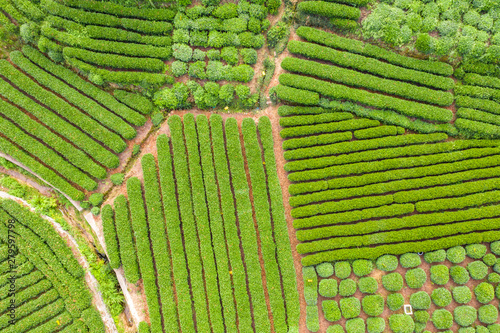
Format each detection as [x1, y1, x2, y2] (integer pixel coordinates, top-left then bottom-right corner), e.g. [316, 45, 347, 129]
[404, 304, 413, 315]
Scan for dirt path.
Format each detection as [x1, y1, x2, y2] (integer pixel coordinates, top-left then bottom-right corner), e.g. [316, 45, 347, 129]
[0, 191, 118, 332]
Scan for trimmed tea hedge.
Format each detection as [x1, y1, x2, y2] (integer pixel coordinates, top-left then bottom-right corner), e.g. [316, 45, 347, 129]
[281, 118, 378, 139]
[288, 40, 454, 90]
[298, 1, 361, 20]
[296, 26, 453, 76]
[281, 57, 453, 105]
[279, 73, 453, 122]
[274, 84, 319, 105]
[126, 177, 162, 333]
[101, 205, 120, 269]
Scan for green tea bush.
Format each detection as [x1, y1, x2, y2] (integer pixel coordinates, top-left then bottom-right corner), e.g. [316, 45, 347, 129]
[306, 305, 319, 332]
[410, 291, 431, 310]
[339, 279, 357, 296]
[400, 253, 421, 268]
[319, 279, 338, 298]
[424, 249, 446, 263]
[488, 324, 500, 332]
[366, 317, 385, 333]
[383, 272, 403, 291]
[405, 268, 426, 289]
[491, 241, 500, 255]
[172, 43, 192, 62]
[431, 309, 453, 330]
[488, 272, 500, 283]
[446, 246, 466, 263]
[362, 295, 384, 316]
[335, 261, 351, 279]
[345, 318, 365, 333]
[430, 265, 449, 285]
[475, 282, 495, 304]
[89, 193, 103, 207]
[91, 206, 100, 216]
[414, 310, 430, 323]
[451, 265, 470, 284]
[468, 261, 489, 280]
[240, 48, 257, 65]
[376, 254, 398, 271]
[207, 49, 220, 60]
[458, 328, 475, 333]
[484, 253, 497, 266]
[358, 277, 378, 294]
[476, 327, 489, 333]
[172, 61, 188, 77]
[431, 288, 451, 307]
[352, 259, 373, 276]
[479, 304, 498, 324]
[326, 324, 344, 333]
[466, 244, 487, 259]
[453, 286, 472, 304]
[387, 293, 404, 311]
[316, 262, 334, 278]
[389, 314, 415, 333]
[322, 300, 341, 322]
[454, 306, 477, 327]
[340, 297, 360, 319]
[303, 266, 317, 305]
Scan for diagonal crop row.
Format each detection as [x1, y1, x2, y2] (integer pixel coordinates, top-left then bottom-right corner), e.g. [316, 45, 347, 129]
[279, 112, 353, 127]
[11, 51, 138, 138]
[279, 73, 454, 122]
[101, 205, 121, 269]
[281, 57, 454, 106]
[288, 40, 454, 91]
[23, 45, 146, 123]
[0, 60, 126, 153]
[280, 118, 379, 139]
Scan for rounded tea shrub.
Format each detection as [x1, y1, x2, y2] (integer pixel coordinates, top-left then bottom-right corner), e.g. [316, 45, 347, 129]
[362, 295, 384, 316]
[414, 322, 426, 333]
[358, 277, 378, 294]
[376, 255, 398, 271]
[340, 297, 361, 319]
[488, 272, 500, 283]
[414, 310, 430, 323]
[352, 259, 373, 277]
[431, 309, 453, 330]
[453, 286, 472, 304]
[476, 326, 489, 333]
[387, 293, 405, 311]
[326, 324, 345, 333]
[430, 265, 449, 285]
[450, 265, 470, 284]
[454, 305, 477, 327]
[400, 253, 421, 268]
[479, 304, 498, 324]
[484, 253, 497, 266]
[389, 314, 415, 333]
[458, 328, 475, 333]
[446, 246, 466, 263]
[491, 241, 500, 255]
[382, 272, 403, 291]
[468, 261, 489, 280]
[345, 318, 365, 333]
[339, 279, 357, 297]
[431, 288, 452, 307]
[466, 244, 487, 259]
[410, 291, 431, 310]
[488, 324, 500, 333]
[319, 279, 338, 298]
[326, 324, 344, 333]
[316, 262, 334, 278]
[475, 282, 495, 304]
[496, 284, 500, 299]
[322, 300, 341, 322]
[367, 317, 385, 333]
[406, 268, 427, 289]
[335, 261, 351, 279]
[424, 249, 446, 263]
